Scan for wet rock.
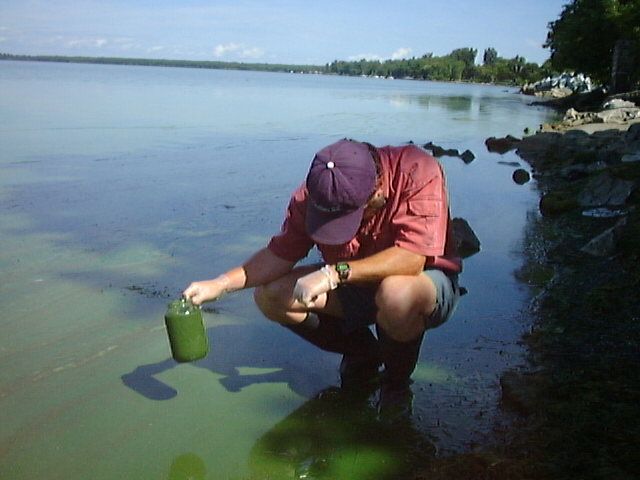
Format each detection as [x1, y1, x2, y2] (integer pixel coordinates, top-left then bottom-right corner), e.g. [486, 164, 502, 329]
[622, 151, 640, 163]
[539, 191, 577, 216]
[560, 161, 607, 181]
[500, 370, 545, 416]
[451, 217, 481, 258]
[424, 142, 473, 163]
[580, 218, 628, 257]
[626, 123, 640, 143]
[577, 172, 635, 207]
[485, 135, 521, 154]
[512, 169, 531, 185]
[459, 149, 475, 164]
[515, 132, 563, 166]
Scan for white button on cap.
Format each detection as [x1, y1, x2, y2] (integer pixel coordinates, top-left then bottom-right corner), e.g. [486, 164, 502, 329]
[326, 161, 335, 169]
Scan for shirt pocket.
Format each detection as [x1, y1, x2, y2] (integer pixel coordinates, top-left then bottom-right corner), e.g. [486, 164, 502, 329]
[407, 199, 441, 217]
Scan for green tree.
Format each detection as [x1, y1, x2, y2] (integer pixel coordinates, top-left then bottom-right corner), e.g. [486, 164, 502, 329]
[483, 47, 498, 66]
[545, 0, 640, 88]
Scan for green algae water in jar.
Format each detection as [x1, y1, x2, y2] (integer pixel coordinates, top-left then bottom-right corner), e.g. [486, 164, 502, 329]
[164, 298, 208, 362]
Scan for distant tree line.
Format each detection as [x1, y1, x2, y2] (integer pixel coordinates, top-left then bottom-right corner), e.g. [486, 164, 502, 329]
[0, 53, 321, 74]
[325, 48, 553, 85]
[1, 49, 553, 85]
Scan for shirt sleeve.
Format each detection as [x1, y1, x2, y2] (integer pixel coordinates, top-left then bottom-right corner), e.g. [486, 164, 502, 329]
[390, 148, 449, 257]
[267, 185, 315, 262]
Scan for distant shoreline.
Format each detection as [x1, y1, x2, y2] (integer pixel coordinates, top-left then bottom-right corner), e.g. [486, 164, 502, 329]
[0, 52, 533, 88]
[0, 52, 326, 75]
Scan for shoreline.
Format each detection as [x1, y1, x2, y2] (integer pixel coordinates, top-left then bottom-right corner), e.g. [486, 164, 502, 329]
[0, 54, 527, 89]
[411, 99, 640, 478]
[462, 102, 638, 477]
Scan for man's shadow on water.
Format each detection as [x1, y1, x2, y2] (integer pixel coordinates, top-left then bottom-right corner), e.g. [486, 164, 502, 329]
[121, 323, 339, 401]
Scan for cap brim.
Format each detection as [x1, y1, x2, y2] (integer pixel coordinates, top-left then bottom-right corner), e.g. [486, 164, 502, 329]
[306, 204, 365, 245]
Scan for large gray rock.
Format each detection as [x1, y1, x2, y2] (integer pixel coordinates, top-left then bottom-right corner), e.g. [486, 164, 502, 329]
[577, 172, 635, 207]
[596, 107, 640, 124]
[603, 98, 637, 109]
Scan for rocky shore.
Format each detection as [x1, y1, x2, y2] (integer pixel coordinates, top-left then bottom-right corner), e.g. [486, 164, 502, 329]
[489, 101, 639, 478]
[413, 99, 640, 479]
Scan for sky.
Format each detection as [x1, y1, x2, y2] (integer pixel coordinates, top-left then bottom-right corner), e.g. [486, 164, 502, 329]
[0, 0, 569, 65]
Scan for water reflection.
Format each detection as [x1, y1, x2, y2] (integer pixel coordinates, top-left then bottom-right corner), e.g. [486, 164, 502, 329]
[416, 95, 473, 112]
[122, 324, 338, 401]
[245, 387, 436, 480]
[168, 453, 207, 480]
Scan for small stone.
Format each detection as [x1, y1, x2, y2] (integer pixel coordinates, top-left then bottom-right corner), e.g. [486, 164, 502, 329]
[512, 169, 531, 185]
[459, 149, 475, 164]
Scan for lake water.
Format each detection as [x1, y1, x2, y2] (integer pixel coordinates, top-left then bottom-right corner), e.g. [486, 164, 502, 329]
[0, 61, 558, 479]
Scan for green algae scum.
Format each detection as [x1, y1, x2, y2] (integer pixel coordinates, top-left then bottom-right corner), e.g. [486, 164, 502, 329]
[165, 299, 209, 362]
[0, 61, 562, 479]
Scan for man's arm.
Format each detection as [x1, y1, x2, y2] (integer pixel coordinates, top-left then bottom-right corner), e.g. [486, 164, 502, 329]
[183, 247, 296, 305]
[291, 246, 426, 307]
[337, 246, 426, 284]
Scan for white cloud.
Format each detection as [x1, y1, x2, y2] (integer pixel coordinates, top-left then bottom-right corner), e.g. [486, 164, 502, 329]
[214, 42, 240, 57]
[240, 46, 264, 59]
[214, 42, 264, 59]
[347, 53, 383, 61]
[66, 37, 108, 48]
[0, 37, 6, 43]
[347, 47, 413, 62]
[391, 47, 412, 60]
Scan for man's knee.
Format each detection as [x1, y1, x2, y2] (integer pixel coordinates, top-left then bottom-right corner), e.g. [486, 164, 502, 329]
[254, 282, 286, 321]
[375, 275, 435, 341]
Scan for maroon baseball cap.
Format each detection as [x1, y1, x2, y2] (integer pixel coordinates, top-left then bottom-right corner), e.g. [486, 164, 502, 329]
[305, 139, 377, 245]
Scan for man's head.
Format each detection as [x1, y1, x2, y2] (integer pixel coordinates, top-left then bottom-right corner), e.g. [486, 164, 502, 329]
[305, 139, 377, 245]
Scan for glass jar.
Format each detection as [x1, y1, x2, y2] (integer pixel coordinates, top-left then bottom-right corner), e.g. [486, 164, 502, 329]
[164, 298, 208, 362]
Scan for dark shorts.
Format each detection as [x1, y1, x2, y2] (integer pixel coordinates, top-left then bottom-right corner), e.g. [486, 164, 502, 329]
[336, 269, 460, 334]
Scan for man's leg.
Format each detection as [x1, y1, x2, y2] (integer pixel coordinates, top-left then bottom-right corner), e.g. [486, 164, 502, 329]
[253, 267, 380, 385]
[374, 270, 459, 418]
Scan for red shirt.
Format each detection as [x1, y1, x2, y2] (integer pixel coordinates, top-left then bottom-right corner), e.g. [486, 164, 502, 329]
[268, 145, 462, 273]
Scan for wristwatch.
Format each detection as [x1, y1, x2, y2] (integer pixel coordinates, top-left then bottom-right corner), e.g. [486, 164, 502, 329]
[335, 262, 351, 283]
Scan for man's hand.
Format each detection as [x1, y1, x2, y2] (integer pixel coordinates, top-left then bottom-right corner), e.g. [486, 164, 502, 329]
[183, 275, 231, 306]
[292, 266, 339, 308]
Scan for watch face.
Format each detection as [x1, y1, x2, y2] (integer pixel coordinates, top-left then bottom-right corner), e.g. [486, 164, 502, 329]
[336, 262, 350, 280]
